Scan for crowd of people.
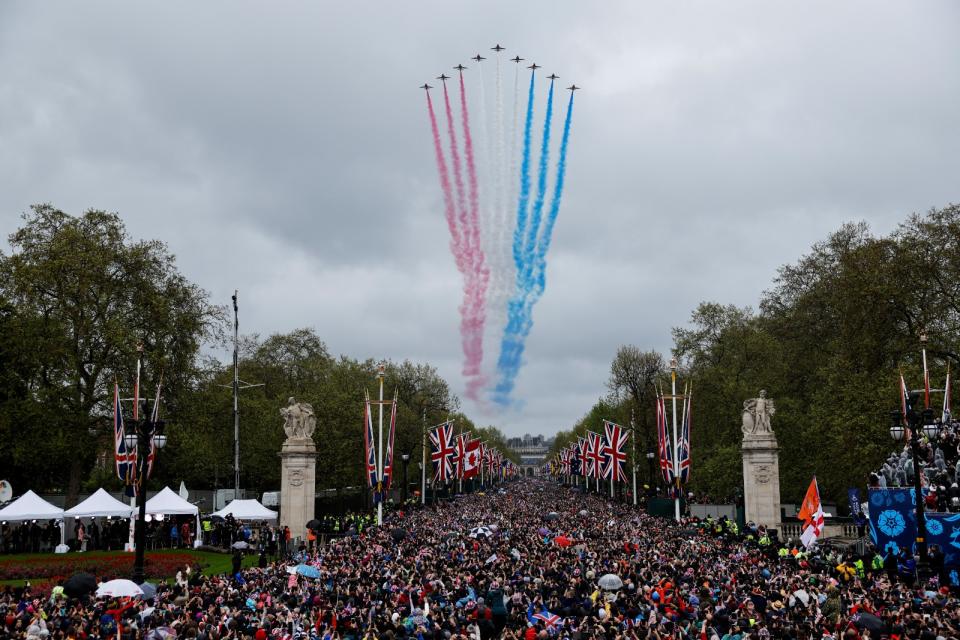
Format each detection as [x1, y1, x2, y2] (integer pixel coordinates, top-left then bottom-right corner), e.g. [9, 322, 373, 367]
[2, 478, 959, 639]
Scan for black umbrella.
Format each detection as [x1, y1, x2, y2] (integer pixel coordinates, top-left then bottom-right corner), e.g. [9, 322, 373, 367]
[209, 515, 225, 523]
[852, 612, 886, 635]
[63, 573, 97, 598]
[306, 519, 322, 530]
[391, 528, 407, 541]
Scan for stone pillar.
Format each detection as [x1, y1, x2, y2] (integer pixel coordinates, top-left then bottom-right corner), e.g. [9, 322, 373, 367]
[280, 439, 316, 543]
[742, 431, 781, 529]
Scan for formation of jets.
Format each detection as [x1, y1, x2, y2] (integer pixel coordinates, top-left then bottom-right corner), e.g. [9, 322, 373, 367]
[419, 46, 580, 92]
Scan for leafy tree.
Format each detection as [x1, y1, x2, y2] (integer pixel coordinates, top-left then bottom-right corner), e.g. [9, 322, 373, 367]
[0, 205, 224, 500]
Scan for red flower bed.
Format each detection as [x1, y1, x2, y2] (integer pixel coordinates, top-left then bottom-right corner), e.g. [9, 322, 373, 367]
[0, 552, 197, 581]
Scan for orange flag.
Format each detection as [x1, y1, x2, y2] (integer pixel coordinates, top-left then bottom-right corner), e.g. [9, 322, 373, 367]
[797, 476, 824, 548]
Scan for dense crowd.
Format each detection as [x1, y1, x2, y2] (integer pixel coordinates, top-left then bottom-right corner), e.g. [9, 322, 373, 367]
[871, 418, 960, 512]
[2, 479, 959, 639]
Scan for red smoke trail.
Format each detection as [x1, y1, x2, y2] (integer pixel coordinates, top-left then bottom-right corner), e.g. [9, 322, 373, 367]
[442, 83, 469, 249]
[429, 89, 486, 401]
[426, 92, 465, 271]
[458, 72, 490, 399]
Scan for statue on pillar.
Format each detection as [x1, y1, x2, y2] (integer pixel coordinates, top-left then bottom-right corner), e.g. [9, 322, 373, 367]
[742, 390, 776, 435]
[281, 397, 317, 441]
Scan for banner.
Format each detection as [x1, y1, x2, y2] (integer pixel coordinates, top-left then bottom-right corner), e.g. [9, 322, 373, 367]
[867, 488, 960, 567]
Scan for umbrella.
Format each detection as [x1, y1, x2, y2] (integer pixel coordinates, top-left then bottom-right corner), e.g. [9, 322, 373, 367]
[391, 528, 407, 541]
[443, 532, 457, 541]
[63, 573, 97, 598]
[487, 524, 499, 531]
[597, 574, 623, 591]
[96, 579, 144, 598]
[138, 582, 158, 600]
[852, 612, 886, 635]
[537, 527, 551, 536]
[232, 541, 250, 550]
[209, 515, 225, 523]
[554, 536, 572, 548]
[469, 526, 492, 539]
[578, 510, 589, 516]
[145, 627, 178, 640]
[295, 564, 321, 579]
[545, 512, 560, 521]
[306, 519, 322, 530]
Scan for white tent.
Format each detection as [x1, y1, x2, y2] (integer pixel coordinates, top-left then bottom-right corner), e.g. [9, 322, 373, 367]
[211, 499, 278, 521]
[0, 490, 63, 522]
[64, 488, 134, 519]
[144, 486, 199, 516]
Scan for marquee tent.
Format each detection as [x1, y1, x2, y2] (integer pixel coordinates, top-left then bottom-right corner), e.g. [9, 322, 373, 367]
[0, 490, 67, 552]
[64, 488, 134, 519]
[211, 499, 278, 521]
[144, 486, 199, 516]
[0, 490, 63, 522]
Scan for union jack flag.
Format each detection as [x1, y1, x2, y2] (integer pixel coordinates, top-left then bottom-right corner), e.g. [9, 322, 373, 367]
[569, 444, 581, 476]
[559, 448, 571, 475]
[588, 432, 604, 480]
[602, 420, 629, 483]
[429, 422, 455, 482]
[382, 391, 397, 490]
[577, 436, 591, 477]
[363, 391, 378, 488]
[677, 388, 692, 484]
[657, 390, 674, 485]
[114, 382, 134, 484]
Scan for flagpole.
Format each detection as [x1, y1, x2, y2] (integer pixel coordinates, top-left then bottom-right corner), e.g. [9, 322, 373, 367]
[377, 363, 385, 526]
[670, 357, 680, 522]
[631, 410, 637, 506]
[421, 408, 427, 506]
[922, 332, 930, 409]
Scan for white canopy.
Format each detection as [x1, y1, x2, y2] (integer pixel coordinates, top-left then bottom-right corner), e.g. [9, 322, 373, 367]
[64, 488, 134, 519]
[144, 486, 198, 516]
[211, 499, 278, 521]
[0, 490, 64, 522]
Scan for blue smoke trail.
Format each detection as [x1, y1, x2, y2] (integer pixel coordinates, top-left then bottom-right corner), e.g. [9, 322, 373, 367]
[511, 71, 536, 270]
[531, 90, 574, 298]
[521, 79, 555, 285]
[493, 90, 574, 406]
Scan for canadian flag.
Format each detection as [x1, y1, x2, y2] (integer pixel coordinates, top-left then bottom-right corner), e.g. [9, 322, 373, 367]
[462, 438, 482, 479]
[798, 476, 825, 549]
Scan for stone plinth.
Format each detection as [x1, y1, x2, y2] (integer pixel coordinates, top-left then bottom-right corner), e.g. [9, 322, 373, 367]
[279, 438, 316, 542]
[742, 432, 781, 529]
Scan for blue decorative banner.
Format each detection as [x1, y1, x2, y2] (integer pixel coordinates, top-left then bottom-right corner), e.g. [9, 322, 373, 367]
[868, 488, 960, 568]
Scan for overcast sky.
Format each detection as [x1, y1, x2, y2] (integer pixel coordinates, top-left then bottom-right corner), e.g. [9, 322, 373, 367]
[1, 2, 957, 438]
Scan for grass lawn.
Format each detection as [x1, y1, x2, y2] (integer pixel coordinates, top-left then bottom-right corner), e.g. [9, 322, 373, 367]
[0, 548, 260, 587]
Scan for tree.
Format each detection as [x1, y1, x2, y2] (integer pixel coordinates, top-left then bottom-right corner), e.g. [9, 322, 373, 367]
[606, 346, 664, 464]
[0, 205, 224, 500]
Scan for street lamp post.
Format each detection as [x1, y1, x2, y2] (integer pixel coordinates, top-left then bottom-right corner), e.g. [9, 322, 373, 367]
[126, 399, 166, 585]
[646, 450, 656, 493]
[890, 400, 936, 567]
[401, 453, 410, 505]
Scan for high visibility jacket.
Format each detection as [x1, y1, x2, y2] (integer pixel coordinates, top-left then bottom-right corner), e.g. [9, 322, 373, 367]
[854, 559, 865, 578]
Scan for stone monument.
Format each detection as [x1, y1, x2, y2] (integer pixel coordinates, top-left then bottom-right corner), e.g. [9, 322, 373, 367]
[741, 390, 782, 529]
[279, 397, 317, 541]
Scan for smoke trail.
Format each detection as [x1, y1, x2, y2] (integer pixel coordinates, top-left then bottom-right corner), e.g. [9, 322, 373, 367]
[520, 79, 555, 285]
[512, 70, 536, 269]
[457, 70, 489, 396]
[493, 89, 575, 406]
[426, 92, 463, 267]
[442, 82, 469, 241]
[531, 91, 575, 297]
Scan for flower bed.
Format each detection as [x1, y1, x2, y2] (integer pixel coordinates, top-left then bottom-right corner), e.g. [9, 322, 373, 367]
[0, 551, 198, 581]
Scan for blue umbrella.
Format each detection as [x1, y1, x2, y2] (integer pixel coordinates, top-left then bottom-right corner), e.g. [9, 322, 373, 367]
[295, 564, 320, 579]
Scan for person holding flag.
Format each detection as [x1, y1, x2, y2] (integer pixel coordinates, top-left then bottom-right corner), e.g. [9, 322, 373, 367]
[798, 476, 825, 549]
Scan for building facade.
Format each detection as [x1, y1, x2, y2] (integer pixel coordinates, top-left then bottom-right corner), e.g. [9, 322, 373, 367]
[507, 434, 554, 477]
